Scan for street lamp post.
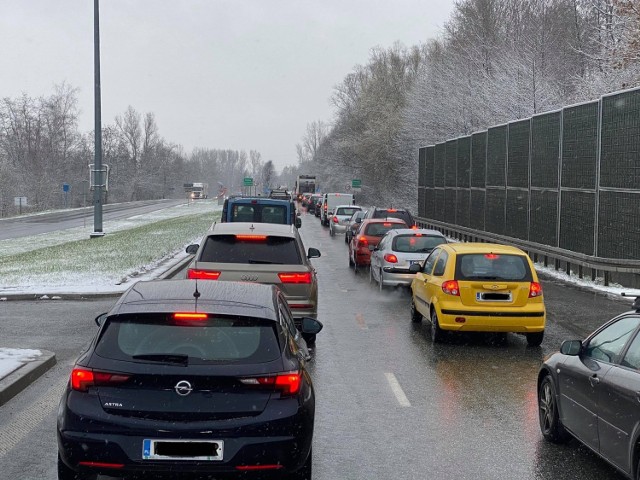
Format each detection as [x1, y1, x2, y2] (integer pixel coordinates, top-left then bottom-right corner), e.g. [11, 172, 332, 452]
[90, 0, 105, 238]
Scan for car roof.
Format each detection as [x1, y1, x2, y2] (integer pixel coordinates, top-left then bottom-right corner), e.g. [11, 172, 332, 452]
[108, 279, 278, 320]
[334, 204, 361, 209]
[385, 228, 445, 236]
[443, 242, 527, 255]
[211, 222, 297, 236]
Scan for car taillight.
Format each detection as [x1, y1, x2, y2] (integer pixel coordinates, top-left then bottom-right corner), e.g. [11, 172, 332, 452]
[357, 236, 368, 247]
[529, 282, 543, 298]
[71, 368, 130, 392]
[187, 269, 221, 280]
[324, 204, 327, 210]
[239, 371, 301, 396]
[333, 216, 339, 223]
[278, 272, 312, 284]
[383, 222, 392, 226]
[442, 280, 460, 296]
[387, 208, 397, 212]
[174, 312, 208, 320]
[235, 235, 267, 241]
[411, 225, 418, 229]
[384, 253, 398, 263]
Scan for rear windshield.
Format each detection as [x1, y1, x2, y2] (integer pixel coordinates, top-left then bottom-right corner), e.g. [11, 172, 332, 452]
[95, 315, 281, 365]
[455, 254, 533, 281]
[201, 235, 301, 264]
[392, 234, 447, 253]
[336, 207, 360, 216]
[364, 223, 406, 237]
[230, 204, 289, 224]
[372, 209, 413, 226]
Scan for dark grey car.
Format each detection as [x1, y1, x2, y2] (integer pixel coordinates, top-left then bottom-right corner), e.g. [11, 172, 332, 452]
[537, 295, 640, 479]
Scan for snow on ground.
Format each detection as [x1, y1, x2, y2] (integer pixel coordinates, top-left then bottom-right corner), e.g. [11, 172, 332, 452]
[0, 348, 42, 380]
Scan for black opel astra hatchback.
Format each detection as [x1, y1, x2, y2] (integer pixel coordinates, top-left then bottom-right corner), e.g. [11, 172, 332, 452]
[57, 279, 322, 480]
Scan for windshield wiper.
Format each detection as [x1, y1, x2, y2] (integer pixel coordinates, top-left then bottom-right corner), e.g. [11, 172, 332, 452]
[132, 353, 189, 365]
[247, 259, 282, 264]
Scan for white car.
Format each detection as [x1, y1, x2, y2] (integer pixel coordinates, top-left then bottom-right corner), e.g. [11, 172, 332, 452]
[369, 228, 447, 289]
[329, 205, 362, 236]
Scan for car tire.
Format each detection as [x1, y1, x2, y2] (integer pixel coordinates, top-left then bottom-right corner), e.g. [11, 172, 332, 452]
[538, 375, 570, 443]
[344, 233, 349, 244]
[349, 250, 354, 266]
[378, 269, 384, 291]
[289, 447, 312, 480]
[58, 454, 96, 480]
[411, 298, 422, 323]
[430, 309, 443, 343]
[330, 226, 334, 236]
[526, 331, 544, 347]
[369, 265, 374, 283]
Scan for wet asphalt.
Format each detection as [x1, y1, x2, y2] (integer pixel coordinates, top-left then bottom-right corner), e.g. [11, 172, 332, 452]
[0, 207, 633, 479]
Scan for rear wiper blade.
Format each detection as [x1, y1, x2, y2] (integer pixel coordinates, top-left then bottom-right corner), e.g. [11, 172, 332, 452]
[247, 259, 282, 264]
[418, 248, 433, 252]
[132, 353, 189, 365]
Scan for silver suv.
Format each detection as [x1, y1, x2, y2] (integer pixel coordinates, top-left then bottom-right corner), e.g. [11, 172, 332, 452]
[185, 222, 321, 343]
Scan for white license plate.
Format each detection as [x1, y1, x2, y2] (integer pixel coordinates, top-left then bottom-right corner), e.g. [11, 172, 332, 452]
[142, 439, 224, 461]
[409, 260, 421, 265]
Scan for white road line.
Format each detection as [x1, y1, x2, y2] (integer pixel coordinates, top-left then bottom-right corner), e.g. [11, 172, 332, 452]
[0, 378, 67, 457]
[384, 372, 411, 407]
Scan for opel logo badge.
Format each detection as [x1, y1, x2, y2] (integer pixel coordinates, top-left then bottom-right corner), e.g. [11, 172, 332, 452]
[241, 274, 258, 281]
[175, 380, 193, 396]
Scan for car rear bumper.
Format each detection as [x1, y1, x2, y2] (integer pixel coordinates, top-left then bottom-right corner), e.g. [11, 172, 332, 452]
[381, 268, 415, 286]
[438, 306, 546, 332]
[331, 224, 348, 233]
[58, 396, 312, 477]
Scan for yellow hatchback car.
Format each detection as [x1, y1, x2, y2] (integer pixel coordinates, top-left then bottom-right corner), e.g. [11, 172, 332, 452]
[409, 243, 546, 346]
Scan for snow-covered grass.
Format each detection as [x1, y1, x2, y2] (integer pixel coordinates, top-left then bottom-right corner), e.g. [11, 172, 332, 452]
[0, 201, 221, 295]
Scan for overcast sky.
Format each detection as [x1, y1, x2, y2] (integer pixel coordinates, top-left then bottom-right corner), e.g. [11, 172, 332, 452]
[1, 0, 454, 170]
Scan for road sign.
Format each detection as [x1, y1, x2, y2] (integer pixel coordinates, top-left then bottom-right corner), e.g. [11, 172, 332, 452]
[345, 184, 351, 191]
[63, 183, 70, 192]
[351, 179, 362, 192]
[244, 177, 254, 187]
[14, 196, 27, 206]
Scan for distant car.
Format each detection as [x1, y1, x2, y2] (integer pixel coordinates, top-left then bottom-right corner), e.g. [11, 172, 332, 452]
[345, 209, 367, 244]
[57, 279, 322, 480]
[363, 207, 415, 227]
[268, 188, 292, 201]
[369, 228, 447, 289]
[409, 243, 546, 345]
[186, 222, 321, 343]
[348, 218, 408, 273]
[537, 295, 640, 479]
[221, 196, 301, 228]
[329, 205, 362, 237]
[307, 194, 323, 216]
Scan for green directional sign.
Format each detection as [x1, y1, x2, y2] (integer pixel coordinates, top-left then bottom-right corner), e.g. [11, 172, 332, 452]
[351, 179, 362, 191]
[243, 177, 254, 187]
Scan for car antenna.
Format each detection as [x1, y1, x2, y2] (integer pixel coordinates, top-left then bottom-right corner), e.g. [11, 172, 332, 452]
[193, 259, 201, 310]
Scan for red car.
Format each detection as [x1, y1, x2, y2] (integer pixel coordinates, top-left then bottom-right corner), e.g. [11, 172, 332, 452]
[348, 218, 407, 272]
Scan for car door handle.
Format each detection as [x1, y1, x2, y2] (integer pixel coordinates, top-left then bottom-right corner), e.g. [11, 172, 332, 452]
[589, 375, 600, 387]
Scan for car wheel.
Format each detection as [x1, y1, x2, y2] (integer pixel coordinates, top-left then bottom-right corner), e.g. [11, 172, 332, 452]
[378, 269, 384, 291]
[430, 309, 443, 343]
[344, 233, 349, 244]
[330, 225, 334, 236]
[538, 375, 570, 443]
[289, 447, 312, 480]
[348, 249, 354, 266]
[369, 264, 374, 283]
[411, 298, 422, 323]
[526, 331, 544, 347]
[58, 454, 96, 480]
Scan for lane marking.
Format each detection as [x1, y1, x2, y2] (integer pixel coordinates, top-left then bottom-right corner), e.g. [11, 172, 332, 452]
[384, 372, 411, 407]
[0, 378, 67, 457]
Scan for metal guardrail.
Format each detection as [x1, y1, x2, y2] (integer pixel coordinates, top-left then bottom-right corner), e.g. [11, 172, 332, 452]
[415, 216, 640, 286]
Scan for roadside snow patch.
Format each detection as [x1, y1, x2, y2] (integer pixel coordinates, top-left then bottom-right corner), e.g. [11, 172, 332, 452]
[0, 348, 42, 380]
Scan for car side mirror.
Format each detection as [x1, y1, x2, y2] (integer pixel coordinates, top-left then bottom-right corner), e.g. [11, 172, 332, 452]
[409, 263, 421, 273]
[307, 247, 321, 258]
[356, 218, 362, 223]
[560, 340, 582, 356]
[301, 317, 323, 335]
[295, 218, 302, 228]
[95, 313, 108, 327]
[185, 244, 199, 254]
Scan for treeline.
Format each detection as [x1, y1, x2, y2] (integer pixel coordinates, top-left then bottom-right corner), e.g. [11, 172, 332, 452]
[0, 84, 277, 217]
[298, 0, 640, 212]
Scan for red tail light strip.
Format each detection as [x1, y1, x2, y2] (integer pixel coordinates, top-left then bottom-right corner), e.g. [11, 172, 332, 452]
[71, 368, 130, 392]
[78, 461, 125, 469]
[278, 272, 312, 284]
[187, 269, 220, 280]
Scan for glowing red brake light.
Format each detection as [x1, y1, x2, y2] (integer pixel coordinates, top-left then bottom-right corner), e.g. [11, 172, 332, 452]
[71, 368, 130, 392]
[324, 204, 327, 211]
[187, 269, 221, 280]
[240, 371, 301, 396]
[333, 216, 339, 223]
[485, 253, 500, 260]
[383, 222, 392, 227]
[174, 312, 208, 320]
[278, 272, 312, 284]
[235, 235, 267, 241]
[529, 282, 543, 298]
[384, 253, 398, 263]
[411, 225, 418, 230]
[357, 236, 368, 247]
[387, 208, 397, 212]
[442, 280, 460, 296]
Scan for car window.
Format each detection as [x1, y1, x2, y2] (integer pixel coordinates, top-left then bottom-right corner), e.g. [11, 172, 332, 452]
[585, 316, 640, 364]
[95, 314, 281, 364]
[336, 207, 360, 216]
[455, 253, 533, 281]
[621, 329, 640, 370]
[393, 234, 446, 253]
[278, 300, 298, 338]
[364, 222, 405, 237]
[433, 251, 448, 276]
[422, 249, 440, 274]
[201, 235, 302, 264]
[372, 209, 412, 225]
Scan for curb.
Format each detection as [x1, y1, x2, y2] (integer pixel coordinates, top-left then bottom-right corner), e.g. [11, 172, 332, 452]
[0, 350, 57, 406]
